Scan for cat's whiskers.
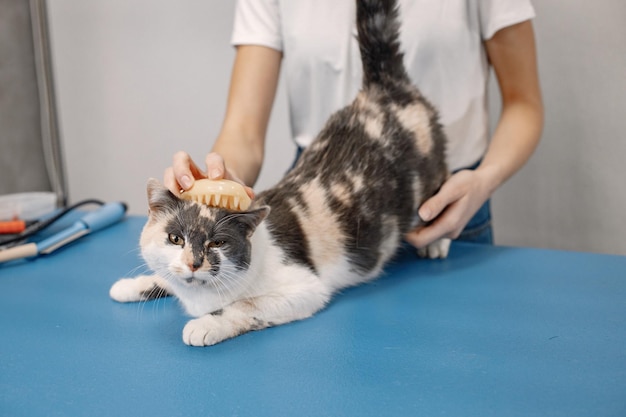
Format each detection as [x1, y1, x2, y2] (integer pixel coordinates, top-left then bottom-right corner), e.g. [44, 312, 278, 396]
[208, 271, 229, 307]
[213, 270, 244, 301]
[136, 284, 157, 320]
[124, 262, 151, 279]
[128, 245, 143, 254]
[216, 264, 257, 301]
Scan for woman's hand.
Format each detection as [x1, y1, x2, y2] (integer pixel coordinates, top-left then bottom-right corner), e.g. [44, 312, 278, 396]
[404, 168, 494, 248]
[161, 45, 282, 200]
[163, 151, 254, 199]
[408, 20, 543, 249]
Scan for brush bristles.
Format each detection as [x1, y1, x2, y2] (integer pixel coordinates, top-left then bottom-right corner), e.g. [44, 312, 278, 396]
[179, 179, 251, 211]
[185, 193, 249, 211]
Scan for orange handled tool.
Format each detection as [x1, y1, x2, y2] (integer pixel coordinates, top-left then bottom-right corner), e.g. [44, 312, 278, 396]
[0, 220, 29, 234]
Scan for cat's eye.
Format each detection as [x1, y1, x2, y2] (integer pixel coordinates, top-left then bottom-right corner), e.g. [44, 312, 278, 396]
[168, 233, 184, 246]
[208, 240, 225, 248]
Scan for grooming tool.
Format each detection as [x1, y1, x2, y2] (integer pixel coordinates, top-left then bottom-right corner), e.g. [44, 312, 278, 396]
[179, 179, 251, 211]
[0, 220, 36, 234]
[0, 201, 127, 263]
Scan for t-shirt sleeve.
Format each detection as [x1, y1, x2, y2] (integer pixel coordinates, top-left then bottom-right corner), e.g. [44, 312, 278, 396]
[479, 0, 536, 40]
[231, 0, 283, 51]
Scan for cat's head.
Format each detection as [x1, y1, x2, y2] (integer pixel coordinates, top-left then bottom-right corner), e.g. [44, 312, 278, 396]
[140, 179, 269, 289]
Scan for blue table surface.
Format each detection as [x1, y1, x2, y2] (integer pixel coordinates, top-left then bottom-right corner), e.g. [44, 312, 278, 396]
[1, 215, 625, 417]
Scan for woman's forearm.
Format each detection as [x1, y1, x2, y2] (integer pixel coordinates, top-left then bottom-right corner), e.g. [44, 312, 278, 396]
[478, 20, 544, 194]
[478, 98, 543, 195]
[213, 45, 283, 186]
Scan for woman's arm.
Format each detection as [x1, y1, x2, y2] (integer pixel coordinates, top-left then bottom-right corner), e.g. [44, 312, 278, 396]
[164, 45, 282, 196]
[405, 20, 544, 247]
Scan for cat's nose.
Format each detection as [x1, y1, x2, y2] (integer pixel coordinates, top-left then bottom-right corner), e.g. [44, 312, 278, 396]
[188, 262, 201, 272]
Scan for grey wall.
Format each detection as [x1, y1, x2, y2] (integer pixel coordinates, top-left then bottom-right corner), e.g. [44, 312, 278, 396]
[490, 1, 626, 255]
[46, 0, 292, 218]
[47, 0, 626, 255]
[0, 0, 51, 194]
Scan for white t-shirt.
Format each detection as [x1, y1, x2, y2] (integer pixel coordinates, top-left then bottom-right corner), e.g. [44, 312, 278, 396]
[231, 0, 535, 171]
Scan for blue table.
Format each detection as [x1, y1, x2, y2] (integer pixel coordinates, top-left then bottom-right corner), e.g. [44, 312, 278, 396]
[1, 215, 625, 416]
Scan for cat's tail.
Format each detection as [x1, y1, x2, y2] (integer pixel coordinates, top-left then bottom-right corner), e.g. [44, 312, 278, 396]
[356, 0, 410, 89]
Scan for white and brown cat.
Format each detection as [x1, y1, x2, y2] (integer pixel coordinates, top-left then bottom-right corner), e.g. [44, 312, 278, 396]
[110, 0, 450, 346]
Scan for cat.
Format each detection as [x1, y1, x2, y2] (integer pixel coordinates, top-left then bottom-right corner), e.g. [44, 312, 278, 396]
[110, 0, 450, 346]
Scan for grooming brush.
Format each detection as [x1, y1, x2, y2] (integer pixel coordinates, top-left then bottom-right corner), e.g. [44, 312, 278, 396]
[179, 179, 252, 211]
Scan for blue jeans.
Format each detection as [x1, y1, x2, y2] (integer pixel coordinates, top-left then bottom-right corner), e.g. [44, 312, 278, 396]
[456, 197, 493, 244]
[289, 148, 493, 245]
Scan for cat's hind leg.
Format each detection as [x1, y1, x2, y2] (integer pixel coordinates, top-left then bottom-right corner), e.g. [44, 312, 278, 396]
[109, 275, 171, 303]
[182, 266, 330, 346]
[417, 238, 451, 259]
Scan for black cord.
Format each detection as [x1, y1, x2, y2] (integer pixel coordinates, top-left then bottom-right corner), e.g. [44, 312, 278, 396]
[0, 199, 106, 247]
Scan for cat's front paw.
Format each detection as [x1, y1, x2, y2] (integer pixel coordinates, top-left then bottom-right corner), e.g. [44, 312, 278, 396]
[183, 315, 232, 347]
[110, 278, 142, 302]
[417, 238, 451, 259]
[110, 275, 170, 302]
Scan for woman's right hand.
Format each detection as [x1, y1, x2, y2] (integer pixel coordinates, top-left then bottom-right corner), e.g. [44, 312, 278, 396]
[163, 151, 254, 199]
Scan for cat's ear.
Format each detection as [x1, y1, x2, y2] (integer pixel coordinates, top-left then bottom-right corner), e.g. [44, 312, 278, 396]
[237, 206, 270, 235]
[146, 178, 179, 214]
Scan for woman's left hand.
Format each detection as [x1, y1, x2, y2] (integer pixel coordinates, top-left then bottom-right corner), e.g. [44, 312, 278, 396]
[404, 168, 493, 249]
[406, 20, 544, 250]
